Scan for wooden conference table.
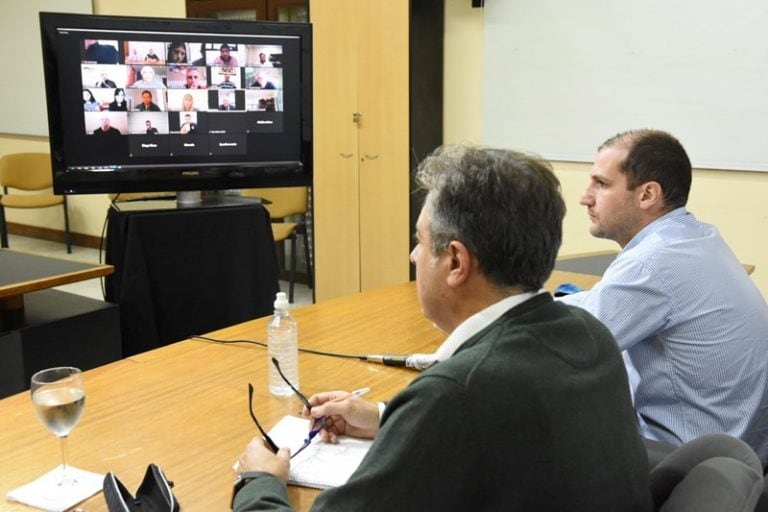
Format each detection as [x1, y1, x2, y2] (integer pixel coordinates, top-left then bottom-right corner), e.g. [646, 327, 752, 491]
[0, 270, 599, 511]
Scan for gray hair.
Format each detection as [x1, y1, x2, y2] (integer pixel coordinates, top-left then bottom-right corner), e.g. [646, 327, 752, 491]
[415, 144, 565, 291]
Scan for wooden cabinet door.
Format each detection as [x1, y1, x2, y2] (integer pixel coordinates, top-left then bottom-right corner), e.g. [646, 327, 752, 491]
[357, 0, 410, 291]
[186, 0, 307, 21]
[186, 0, 266, 19]
[311, 0, 410, 301]
[312, 0, 361, 301]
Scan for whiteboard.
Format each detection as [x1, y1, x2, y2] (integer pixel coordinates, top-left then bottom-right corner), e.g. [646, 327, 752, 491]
[482, 0, 768, 171]
[0, 0, 92, 137]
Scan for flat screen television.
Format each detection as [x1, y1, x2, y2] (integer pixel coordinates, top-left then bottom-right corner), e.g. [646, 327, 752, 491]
[39, 12, 312, 199]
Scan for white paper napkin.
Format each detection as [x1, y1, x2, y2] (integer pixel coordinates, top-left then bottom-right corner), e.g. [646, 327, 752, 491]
[6, 465, 103, 512]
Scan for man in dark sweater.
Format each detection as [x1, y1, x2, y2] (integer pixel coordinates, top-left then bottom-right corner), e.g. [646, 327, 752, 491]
[233, 144, 652, 511]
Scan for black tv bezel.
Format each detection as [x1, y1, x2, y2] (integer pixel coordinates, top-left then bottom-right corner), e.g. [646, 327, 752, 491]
[40, 12, 313, 195]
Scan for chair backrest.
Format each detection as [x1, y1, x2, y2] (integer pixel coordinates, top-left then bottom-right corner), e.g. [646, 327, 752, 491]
[650, 434, 764, 512]
[242, 186, 308, 219]
[0, 153, 53, 191]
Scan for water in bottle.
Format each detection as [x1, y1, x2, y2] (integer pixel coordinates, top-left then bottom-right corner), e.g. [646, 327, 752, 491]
[268, 292, 299, 396]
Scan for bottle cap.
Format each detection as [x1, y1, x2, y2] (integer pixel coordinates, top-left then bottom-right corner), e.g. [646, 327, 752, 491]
[274, 291, 289, 310]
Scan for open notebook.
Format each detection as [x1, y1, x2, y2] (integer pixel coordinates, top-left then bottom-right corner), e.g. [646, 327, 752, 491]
[268, 415, 373, 489]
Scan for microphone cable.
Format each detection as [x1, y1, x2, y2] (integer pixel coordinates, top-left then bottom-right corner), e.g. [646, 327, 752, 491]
[190, 334, 438, 371]
[191, 334, 367, 361]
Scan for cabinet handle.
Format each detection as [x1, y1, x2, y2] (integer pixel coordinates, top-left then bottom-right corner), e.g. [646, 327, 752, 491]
[339, 152, 353, 158]
[352, 112, 362, 124]
[363, 154, 379, 160]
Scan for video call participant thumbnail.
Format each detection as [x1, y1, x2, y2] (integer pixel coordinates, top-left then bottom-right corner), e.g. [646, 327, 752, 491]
[184, 67, 207, 89]
[213, 44, 239, 66]
[92, 116, 121, 137]
[83, 89, 100, 111]
[131, 66, 167, 89]
[167, 41, 188, 64]
[95, 71, 117, 88]
[217, 92, 237, 111]
[179, 113, 197, 134]
[135, 90, 162, 112]
[109, 88, 128, 111]
[145, 120, 159, 134]
[83, 39, 119, 64]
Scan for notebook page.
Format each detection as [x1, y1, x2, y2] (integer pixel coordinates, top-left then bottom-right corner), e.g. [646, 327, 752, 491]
[268, 415, 373, 489]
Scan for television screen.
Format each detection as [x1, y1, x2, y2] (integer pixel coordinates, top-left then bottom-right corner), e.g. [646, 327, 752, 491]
[39, 12, 312, 195]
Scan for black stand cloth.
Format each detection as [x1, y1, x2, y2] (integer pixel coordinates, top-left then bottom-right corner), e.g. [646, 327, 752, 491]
[105, 203, 279, 356]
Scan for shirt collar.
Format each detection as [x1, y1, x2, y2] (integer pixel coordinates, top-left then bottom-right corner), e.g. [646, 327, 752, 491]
[624, 206, 689, 250]
[434, 290, 545, 361]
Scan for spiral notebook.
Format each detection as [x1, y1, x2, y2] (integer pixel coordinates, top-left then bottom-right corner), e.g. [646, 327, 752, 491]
[268, 415, 373, 490]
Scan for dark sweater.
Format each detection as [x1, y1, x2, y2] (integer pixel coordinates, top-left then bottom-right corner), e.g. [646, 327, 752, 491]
[234, 293, 652, 511]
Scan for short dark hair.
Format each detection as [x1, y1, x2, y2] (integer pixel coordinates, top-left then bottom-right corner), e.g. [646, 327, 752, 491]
[599, 129, 692, 209]
[415, 144, 565, 292]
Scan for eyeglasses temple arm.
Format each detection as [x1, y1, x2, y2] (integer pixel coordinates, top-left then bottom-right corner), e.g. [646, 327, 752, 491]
[271, 357, 312, 410]
[248, 383, 279, 453]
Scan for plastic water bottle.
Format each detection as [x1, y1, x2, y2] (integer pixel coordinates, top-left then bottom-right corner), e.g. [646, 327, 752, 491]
[268, 292, 299, 396]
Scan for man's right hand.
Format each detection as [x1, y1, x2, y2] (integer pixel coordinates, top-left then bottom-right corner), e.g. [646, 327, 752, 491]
[304, 391, 380, 443]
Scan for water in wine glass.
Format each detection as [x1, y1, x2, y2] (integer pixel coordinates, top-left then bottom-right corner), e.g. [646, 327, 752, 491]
[32, 386, 85, 437]
[30, 367, 86, 487]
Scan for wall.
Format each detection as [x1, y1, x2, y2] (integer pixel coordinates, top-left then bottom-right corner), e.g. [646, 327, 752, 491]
[442, 0, 768, 297]
[0, 0, 186, 240]
[91, 0, 185, 17]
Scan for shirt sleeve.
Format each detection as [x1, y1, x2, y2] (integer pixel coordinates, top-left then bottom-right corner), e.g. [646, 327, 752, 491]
[233, 473, 293, 512]
[376, 401, 386, 420]
[559, 258, 671, 351]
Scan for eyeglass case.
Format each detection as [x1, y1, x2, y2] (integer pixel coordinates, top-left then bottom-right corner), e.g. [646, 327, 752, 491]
[103, 463, 180, 512]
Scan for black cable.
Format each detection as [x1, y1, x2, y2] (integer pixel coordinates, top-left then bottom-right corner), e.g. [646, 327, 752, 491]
[190, 334, 367, 361]
[192, 334, 266, 348]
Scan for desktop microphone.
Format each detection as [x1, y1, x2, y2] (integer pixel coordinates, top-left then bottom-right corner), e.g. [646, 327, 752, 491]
[365, 353, 438, 371]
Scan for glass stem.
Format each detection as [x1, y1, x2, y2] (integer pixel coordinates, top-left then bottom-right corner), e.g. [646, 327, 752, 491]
[59, 435, 69, 475]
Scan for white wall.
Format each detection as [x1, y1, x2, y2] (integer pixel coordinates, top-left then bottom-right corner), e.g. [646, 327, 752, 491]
[443, 0, 768, 297]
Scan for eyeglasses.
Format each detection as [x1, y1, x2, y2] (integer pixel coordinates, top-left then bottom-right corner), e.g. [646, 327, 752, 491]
[247, 357, 326, 459]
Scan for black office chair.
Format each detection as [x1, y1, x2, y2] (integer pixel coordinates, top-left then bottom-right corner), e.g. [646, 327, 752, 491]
[650, 434, 764, 511]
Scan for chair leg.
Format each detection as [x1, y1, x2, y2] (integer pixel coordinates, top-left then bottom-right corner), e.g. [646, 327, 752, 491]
[301, 225, 313, 290]
[0, 204, 8, 248]
[63, 196, 72, 254]
[289, 233, 297, 303]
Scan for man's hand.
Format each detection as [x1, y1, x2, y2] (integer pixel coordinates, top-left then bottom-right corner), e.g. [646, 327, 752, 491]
[304, 391, 380, 443]
[237, 437, 291, 483]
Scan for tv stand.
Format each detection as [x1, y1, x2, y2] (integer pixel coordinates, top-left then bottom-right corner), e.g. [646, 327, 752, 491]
[104, 200, 280, 356]
[178, 189, 263, 208]
[111, 190, 264, 212]
[176, 190, 202, 206]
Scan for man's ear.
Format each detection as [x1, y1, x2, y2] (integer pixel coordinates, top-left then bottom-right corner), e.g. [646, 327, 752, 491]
[637, 181, 664, 211]
[445, 240, 472, 288]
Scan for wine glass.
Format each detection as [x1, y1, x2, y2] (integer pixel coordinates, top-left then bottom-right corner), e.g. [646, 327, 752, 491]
[30, 367, 86, 486]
